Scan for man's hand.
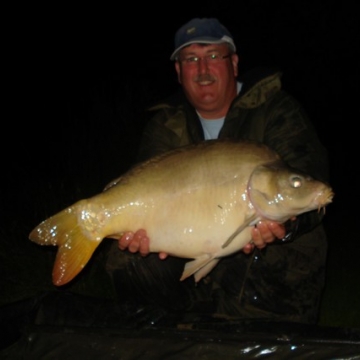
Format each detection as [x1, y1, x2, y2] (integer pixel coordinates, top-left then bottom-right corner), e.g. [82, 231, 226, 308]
[242, 220, 287, 254]
[118, 219, 291, 258]
[118, 229, 168, 259]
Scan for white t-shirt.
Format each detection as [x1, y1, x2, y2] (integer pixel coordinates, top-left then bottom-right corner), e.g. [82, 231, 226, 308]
[197, 82, 243, 140]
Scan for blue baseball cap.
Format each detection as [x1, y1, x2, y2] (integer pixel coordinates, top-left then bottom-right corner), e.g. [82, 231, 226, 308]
[170, 18, 236, 60]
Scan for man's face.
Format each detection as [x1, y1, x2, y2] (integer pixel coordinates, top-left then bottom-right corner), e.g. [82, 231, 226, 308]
[175, 43, 239, 118]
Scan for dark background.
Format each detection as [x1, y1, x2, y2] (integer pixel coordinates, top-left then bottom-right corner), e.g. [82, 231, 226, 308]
[11, 2, 358, 190]
[2, 1, 359, 328]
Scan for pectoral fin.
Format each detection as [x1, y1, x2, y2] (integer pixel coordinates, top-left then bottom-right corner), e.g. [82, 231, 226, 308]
[221, 213, 259, 249]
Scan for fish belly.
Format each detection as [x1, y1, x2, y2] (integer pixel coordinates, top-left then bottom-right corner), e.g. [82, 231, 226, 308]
[103, 183, 254, 259]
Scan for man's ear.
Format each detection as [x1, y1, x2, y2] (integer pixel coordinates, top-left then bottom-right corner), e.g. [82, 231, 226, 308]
[175, 61, 182, 84]
[231, 54, 239, 77]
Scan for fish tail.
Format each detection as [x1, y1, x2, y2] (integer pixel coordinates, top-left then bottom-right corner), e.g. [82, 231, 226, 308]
[29, 206, 101, 286]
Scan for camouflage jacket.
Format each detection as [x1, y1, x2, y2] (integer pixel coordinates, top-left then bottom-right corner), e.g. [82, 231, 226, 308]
[109, 68, 330, 324]
[138, 68, 328, 182]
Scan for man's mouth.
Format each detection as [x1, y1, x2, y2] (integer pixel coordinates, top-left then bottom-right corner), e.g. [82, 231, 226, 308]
[194, 74, 216, 85]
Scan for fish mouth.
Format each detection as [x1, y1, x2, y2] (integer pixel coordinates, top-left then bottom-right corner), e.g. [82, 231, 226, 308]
[316, 188, 334, 213]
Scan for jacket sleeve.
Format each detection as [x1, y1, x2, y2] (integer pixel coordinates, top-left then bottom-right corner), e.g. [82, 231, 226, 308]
[263, 91, 330, 241]
[136, 109, 182, 162]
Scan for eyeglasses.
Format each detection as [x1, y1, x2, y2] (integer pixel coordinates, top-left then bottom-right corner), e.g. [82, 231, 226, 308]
[178, 53, 232, 65]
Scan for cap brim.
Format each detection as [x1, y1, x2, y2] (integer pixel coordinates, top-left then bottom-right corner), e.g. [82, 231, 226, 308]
[170, 37, 236, 60]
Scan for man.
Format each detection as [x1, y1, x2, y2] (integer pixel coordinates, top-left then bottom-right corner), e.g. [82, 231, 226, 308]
[106, 18, 329, 324]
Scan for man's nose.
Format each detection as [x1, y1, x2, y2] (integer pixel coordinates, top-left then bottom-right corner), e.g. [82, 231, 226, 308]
[197, 57, 209, 73]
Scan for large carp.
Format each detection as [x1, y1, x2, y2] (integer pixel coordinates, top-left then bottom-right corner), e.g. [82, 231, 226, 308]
[29, 140, 333, 286]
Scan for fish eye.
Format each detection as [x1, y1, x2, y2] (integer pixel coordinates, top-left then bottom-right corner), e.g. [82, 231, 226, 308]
[291, 175, 303, 188]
